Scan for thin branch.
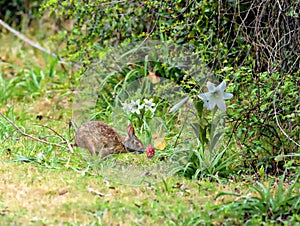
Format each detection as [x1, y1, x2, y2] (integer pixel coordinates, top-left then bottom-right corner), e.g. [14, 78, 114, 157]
[0, 112, 66, 149]
[0, 19, 80, 68]
[0, 19, 57, 58]
[34, 124, 74, 153]
[273, 82, 300, 148]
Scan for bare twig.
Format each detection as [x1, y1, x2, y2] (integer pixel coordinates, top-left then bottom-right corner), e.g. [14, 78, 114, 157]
[273, 83, 300, 148]
[34, 124, 74, 153]
[0, 112, 66, 149]
[0, 18, 81, 69]
[0, 19, 57, 58]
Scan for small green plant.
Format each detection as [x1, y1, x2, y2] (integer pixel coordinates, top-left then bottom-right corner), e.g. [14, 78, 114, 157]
[0, 64, 46, 101]
[170, 80, 236, 179]
[171, 145, 239, 180]
[216, 173, 300, 224]
[121, 98, 156, 128]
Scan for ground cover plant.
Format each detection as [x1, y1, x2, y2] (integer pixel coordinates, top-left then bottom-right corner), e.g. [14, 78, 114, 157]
[0, 0, 299, 225]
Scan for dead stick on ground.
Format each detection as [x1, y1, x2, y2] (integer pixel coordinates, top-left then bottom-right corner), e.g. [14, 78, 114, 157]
[0, 112, 66, 149]
[35, 123, 74, 153]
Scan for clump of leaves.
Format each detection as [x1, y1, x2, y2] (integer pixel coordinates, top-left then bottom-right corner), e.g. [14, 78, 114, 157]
[216, 173, 300, 224]
[171, 145, 239, 181]
[0, 57, 60, 102]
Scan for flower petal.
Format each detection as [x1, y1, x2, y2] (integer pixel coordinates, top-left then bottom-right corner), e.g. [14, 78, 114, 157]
[215, 98, 226, 111]
[199, 93, 210, 109]
[218, 81, 226, 91]
[207, 101, 216, 110]
[207, 94, 219, 110]
[198, 93, 207, 100]
[223, 92, 233, 100]
[207, 82, 216, 92]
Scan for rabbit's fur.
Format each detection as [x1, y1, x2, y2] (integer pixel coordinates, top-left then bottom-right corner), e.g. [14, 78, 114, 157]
[74, 121, 144, 158]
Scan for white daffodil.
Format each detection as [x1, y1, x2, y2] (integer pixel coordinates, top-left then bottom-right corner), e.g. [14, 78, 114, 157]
[198, 81, 233, 112]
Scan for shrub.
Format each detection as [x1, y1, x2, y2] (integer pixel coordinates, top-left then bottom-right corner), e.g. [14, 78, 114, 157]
[41, 0, 300, 176]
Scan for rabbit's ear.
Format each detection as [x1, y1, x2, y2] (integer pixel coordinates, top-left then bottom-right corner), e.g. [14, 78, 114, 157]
[127, 124, 135, 137]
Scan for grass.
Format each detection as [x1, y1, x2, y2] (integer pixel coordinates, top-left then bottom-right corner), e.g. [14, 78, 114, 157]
[0, 26, 299, 225]
[0, 158, 239, 225]
[1, 93, 298, 225]
[0, 102, 220, 225]
[0, 96, 242, 225]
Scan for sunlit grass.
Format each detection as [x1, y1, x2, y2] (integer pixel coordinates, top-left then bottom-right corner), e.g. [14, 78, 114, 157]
[1, 104, 297, 224]
[0, 27, 299, 225]
[0, 158, 245, 225]
[0, 96, 237, 225]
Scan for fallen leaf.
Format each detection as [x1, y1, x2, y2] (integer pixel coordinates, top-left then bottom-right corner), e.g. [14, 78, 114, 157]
[153, 136, 166, 151]
[58, 188, 68, 196]
[147, 72, 160, 84]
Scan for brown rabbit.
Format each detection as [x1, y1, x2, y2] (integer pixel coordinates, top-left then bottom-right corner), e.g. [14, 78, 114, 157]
[74, 121, 144, 158]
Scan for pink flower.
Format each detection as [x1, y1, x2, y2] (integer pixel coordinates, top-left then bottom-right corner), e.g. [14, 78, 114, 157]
[146, 144, 155, 158]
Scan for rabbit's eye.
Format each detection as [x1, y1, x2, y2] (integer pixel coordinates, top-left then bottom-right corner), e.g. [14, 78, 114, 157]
[134, 141, 142, 146]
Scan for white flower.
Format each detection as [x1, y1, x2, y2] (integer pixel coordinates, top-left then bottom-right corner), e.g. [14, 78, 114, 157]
[143, 98, 156, 114]
[130, 99, 144, 115]
[198, 81, 233, 112]
[121, 101, 134, 114]
[122, 99, 156, 115]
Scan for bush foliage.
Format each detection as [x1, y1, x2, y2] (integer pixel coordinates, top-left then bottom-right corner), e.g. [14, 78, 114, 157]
[41, 0, 299, 175]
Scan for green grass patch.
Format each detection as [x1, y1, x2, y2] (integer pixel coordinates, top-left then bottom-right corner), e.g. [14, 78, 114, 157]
[0, 27, 299, 225]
